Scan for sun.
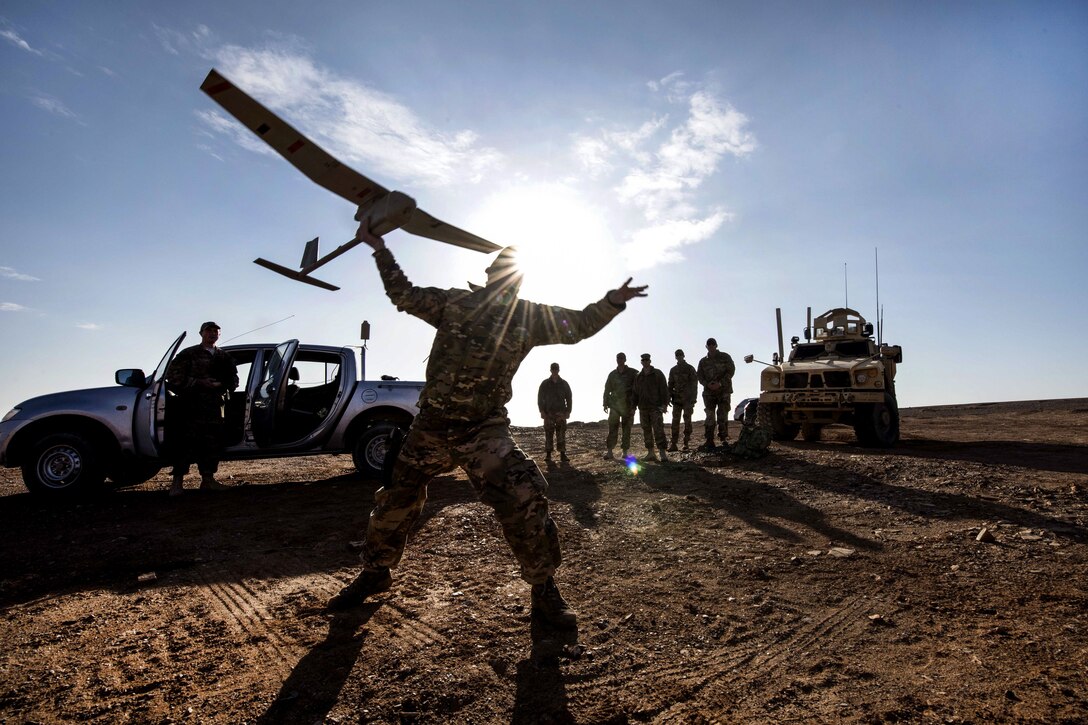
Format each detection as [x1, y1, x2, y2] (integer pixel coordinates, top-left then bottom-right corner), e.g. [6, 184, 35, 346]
[467, 183, 618, 304]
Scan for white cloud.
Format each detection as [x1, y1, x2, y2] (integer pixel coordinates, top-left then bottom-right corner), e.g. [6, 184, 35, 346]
[30, 93, 82, 123]
[1, 302, 28, 312]
[198, 43, 503, 188]
[0, 266, 40, 281]
[573, 80, 756, 269]
[76, 322, 102, 330]
[1, 26, 42, 56]
[195, 109, 276, 157]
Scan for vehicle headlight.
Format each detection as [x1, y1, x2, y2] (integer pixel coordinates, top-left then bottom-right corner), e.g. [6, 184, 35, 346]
[762, 371, 783, 389]
[853, 368, 878, 386]
[2, 407, 21, 423]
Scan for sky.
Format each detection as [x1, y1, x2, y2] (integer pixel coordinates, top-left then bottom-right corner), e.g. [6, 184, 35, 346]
[2, 0, 1086, 428]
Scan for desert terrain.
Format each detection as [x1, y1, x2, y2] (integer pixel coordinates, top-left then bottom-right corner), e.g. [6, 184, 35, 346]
[1, 399, 1085, 723]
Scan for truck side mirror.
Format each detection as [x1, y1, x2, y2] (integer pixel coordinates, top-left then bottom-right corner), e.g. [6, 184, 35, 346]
[115, 369, 147, 387]
[863, 322, 874, 336]
[743, 354, 754, 364]
[772, 352, 780, 365]
[803, 327, 811, 341]
[790, 336, 799, 347]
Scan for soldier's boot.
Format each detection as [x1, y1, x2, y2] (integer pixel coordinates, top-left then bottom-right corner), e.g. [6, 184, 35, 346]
[668, 434, 678, 452]
[603, 449, 615, 460]
[327, 567, 393, 611]
[199, 474, 228, 491]
[682, 435, 691, 452]
[659, 447, 670, 463]
[701, 425, 716, 451]
[720, 422, 730, 446]
[545, 450, 553, 462]
[644, 450, 658, 461]
[531, 577, 578, 629]
[621, 449, 629, 460]
[559, 451, 570, 463]
[169, 473, 184, 497]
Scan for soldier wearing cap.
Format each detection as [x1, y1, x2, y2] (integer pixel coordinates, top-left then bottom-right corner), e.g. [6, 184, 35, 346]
[667, 348, 698, 452]
[602, 352, 638, 460]
[165, 321, 238, 496]
[331, 225, 648, 630]
[632, 353, 670, 462]
[697, 337, 736, 450]
[538, 362, 572, 463]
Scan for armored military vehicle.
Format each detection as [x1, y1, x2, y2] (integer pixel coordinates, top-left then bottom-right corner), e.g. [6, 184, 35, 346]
[746, 307, 903, 447]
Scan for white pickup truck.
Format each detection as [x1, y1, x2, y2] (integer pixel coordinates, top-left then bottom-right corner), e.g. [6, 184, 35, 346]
[0, 333, 423, 499]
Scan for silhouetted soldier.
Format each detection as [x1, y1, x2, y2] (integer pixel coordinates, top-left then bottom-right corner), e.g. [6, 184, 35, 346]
[697, 337, 735, 450]
[538, 362, 572, 463]
[667, 348, 698, 452]
[602, 352, 638, 460]
[633, 353, 670, 462]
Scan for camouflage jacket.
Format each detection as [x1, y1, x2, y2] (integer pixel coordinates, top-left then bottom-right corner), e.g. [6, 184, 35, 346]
[374, 248, 624, 423]
[166, 345, 239, 415]
[538, 376, 572, 416]
[697, 350, 736, 395]
[632, 367, 669, 410]
[668, 360, 698, 406]
[602, 366, 638, 414]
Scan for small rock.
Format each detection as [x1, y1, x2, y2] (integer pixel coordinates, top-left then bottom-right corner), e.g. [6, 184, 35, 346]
[976, 528, 996, 543]
[136, 572, 157, 584]
[828, 547, 856, 558]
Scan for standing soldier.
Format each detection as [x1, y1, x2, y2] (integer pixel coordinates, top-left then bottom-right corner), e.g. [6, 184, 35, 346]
[538, 362, 572, 463]
[667, 348, 698, 452]
[632, 353, 670, 462]
[166, 321, 239, 496]
[330, 226, 647, 632]
[602, 352, 638, 460]
[697, 337, 736, 451]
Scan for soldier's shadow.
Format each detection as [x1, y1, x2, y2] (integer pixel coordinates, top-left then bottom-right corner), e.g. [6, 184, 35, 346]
[256, 602, 381, 724]
[511, 616, 579, 724]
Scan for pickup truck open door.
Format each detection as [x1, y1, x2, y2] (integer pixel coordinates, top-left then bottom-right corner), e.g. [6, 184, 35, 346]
[251, 339, 300, 447]
[133, 332, 188, 458]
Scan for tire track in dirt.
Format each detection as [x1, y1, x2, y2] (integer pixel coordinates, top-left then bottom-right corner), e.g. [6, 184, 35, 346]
[566, 595, 873, 721]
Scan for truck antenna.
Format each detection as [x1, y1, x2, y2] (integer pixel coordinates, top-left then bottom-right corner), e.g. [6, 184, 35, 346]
[222, 314, 295, 343]
[844, 262, 848, 308]
[874, 247, 881, 345]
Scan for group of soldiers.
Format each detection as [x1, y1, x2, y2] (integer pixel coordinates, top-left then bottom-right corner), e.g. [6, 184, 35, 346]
[537, 337, 737, 464]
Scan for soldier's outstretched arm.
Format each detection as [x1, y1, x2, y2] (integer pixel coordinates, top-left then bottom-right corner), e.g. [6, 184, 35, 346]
[356, 223, 448, 327]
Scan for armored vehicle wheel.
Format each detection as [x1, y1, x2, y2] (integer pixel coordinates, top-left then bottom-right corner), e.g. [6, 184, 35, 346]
[853, 393, 900, 447]
[353, 422, 402, 478]
[22, 432, 106, 498]
[801, 423, 822, 442]
[768, 405, 800, 441]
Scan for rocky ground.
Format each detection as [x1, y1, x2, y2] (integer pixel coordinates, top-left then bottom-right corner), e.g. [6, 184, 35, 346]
[1, 399, 1085, 724]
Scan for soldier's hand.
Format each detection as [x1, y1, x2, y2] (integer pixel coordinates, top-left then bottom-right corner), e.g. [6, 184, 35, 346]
[356, 223, 386, 251]
[607, 277, 648, 305]
[196, 377, 221, 390]
[603, 405, 610, 413]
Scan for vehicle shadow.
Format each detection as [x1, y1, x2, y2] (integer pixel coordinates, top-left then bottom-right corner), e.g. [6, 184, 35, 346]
[779, 437, 1088, 475]
[631, 458, 879, 551]
[787, 456, 1088, 543]
[0, 472, 480, 608]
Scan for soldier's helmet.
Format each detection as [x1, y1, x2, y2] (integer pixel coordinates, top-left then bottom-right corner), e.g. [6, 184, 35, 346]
[675, 349, 684, 358]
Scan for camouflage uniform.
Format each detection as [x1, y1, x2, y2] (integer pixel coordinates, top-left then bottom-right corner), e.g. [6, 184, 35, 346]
[361, 247, 625, 585]
[166, 345, 238, 477]
[633, 363, 669, 455]
[603, 365, 638, 453]
[729, 402, 772, 459]
[537, 375, 572, 456]
[668, 357, 698, 449]
[697, 349, 735, 445]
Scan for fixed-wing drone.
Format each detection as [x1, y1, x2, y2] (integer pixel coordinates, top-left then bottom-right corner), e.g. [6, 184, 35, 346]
[200, 69, 500, 290]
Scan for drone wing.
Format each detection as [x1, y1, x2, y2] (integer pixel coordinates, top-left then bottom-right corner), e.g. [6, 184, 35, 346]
[200, 69, 500, 253]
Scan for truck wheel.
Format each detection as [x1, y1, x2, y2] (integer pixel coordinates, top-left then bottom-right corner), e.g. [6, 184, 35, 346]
[853, 393, 900, 447]
[801, 423, 822, 442]
[768, 406, 800, 441]
[352, 422, 401, 479]
[22, 432, 106, 498]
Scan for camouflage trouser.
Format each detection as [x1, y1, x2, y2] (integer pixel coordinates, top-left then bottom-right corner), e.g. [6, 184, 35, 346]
[670, 402, 694, 445]
[702, 390, 731, 443]
[639, 407, 668, 452]
[541, 413, 567, 453]
[606, 407, 634, 451]
[361, 416, 561, 585]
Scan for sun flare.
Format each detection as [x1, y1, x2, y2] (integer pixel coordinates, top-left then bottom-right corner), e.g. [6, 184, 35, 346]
[468, 184, 619, 305]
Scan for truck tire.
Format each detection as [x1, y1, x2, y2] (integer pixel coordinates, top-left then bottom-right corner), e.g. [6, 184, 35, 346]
[22, 432, 107, 498]
[801, 422, 822, 442]
[853, 393, 900, 447]
[768, 405, 800, 441]
[352, 422, 402, 479]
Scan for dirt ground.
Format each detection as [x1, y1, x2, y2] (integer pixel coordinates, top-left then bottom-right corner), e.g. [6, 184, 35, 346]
[1, 399, 1085, 724]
